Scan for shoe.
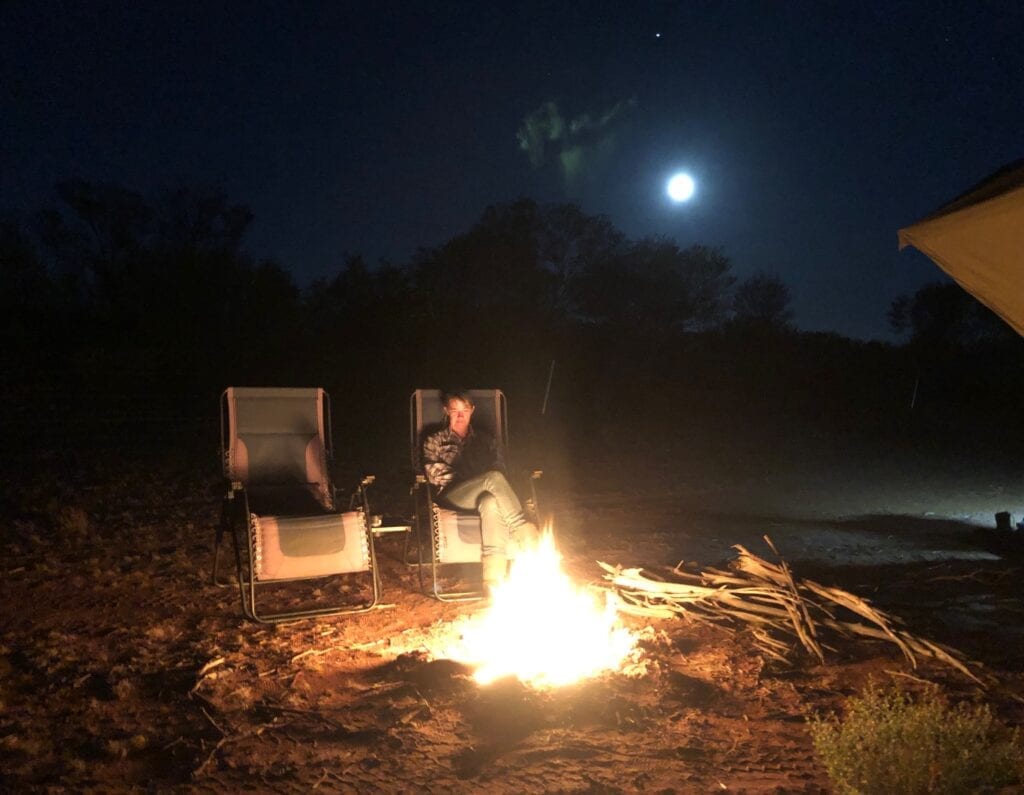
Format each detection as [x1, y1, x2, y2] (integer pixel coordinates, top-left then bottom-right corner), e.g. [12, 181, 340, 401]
[481, 554, 507, 593]
[524, 498, 540, 525]
[510, 521, 539, 557]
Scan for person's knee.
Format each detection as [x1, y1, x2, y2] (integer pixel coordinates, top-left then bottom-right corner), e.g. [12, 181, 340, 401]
[477, 494, 500, 518]
[481, 469, 510, 492]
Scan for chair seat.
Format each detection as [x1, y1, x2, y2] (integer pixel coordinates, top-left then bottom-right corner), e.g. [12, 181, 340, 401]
[433, 507, 483, 564]
[253, 511, 370, 580]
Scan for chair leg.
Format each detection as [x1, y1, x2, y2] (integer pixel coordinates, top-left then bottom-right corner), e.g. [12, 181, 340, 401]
[416, 535, 426, 594]
[237, 512, 386, 624]
[407, 490, 433, 599]
[212, 522, 224, 585]
[245, 568, 383, 623]
[232, 518, 255, 620]
[406, 517, 427, 594]
[402, 519, 423, 564]
[431, 564, 485, 602]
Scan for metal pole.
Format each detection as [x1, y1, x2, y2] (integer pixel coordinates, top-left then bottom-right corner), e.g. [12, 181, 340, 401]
[541, 360, 556, 415]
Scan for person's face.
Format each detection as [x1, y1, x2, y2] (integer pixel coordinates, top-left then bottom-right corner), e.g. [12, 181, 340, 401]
[445, 398, 474, 437]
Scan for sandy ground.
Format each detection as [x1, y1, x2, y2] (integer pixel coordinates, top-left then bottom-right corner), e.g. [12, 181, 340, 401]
[2, 430, 1023, 792]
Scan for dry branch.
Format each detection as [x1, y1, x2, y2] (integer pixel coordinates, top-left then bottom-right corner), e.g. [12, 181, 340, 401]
[599, 536, 984, 686]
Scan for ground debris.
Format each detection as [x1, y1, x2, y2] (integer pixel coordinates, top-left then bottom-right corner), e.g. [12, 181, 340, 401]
[600, 535, 986, 685]
[3, 459, 1022, 792]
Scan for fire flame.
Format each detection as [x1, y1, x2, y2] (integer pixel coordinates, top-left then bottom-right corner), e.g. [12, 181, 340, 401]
[442, 527, 636, 688]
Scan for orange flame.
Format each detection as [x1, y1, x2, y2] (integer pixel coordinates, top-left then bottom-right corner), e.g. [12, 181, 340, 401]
[441, 527, 636, 688]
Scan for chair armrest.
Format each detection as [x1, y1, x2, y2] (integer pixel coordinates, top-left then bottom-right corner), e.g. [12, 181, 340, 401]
[222, 481, 252, 521]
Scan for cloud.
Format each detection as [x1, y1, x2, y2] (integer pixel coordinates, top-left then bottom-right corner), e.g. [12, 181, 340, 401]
[517, 101, 565, 168]
[517, 97, 637, 190]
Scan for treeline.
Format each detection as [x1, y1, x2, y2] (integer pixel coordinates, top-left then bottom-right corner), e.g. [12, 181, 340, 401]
[3, 180, 1022, 463]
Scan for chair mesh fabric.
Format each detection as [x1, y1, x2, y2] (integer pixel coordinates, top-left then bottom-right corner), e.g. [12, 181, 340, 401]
[433, 508, 484, 563]
[225, 387, 331, 508]
[240, 434, 315, 484]
[411, 389, 505, 471]
[232, 388, 322, 435]
[252, 511, 370, 580]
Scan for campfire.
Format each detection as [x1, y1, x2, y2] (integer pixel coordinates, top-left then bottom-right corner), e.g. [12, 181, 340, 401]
[438, 527, 637, 688]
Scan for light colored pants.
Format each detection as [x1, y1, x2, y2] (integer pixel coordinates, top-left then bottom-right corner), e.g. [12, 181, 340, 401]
[440, 470, 529, 557]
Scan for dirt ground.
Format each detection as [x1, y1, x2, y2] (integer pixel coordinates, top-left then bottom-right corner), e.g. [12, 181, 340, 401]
[2, 429, 1024, 793]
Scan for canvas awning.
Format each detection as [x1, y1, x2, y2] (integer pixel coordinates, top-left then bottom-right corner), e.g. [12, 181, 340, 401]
[898, 159, 1024, 337]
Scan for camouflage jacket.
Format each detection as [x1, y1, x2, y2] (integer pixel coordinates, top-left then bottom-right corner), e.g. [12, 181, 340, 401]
[422, 424, 505, 491]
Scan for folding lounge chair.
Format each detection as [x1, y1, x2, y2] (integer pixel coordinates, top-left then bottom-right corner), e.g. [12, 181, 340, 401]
[214, 387, 381, 623]
[409, 389, 541, 601]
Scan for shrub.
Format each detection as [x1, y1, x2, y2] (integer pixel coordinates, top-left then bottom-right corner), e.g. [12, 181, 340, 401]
[808, 681, 1024, 794]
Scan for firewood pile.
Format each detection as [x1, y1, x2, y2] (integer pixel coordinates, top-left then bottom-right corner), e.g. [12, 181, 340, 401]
[599, 536, 984, 686]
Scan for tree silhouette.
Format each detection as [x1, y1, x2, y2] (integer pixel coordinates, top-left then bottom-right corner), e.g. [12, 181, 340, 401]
[413, 199, 555, 322]
[0, 218, 62, 353]
[888, 281, 1013, 351]
[575, 238, 734, 333]
[35, 181, 152, 339]
[536, 203, 623, 314]
[27, 178, 308, 398]
[731, 271, 793, 332]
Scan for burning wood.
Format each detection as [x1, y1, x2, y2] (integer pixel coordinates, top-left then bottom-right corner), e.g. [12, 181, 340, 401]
[599, 536, 984, 686]
[436, 528, 638, 688]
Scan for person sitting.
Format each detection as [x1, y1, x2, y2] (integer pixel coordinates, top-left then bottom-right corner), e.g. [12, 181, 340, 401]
[421, 389, 539, 593]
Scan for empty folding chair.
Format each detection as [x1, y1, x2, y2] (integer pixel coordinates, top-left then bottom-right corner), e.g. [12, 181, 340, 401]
[214, 387, 380, 622]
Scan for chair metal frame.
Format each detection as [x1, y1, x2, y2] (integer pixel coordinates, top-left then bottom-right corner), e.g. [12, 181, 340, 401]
[213, 387, 381, 623]
[408, 389, 541, 602]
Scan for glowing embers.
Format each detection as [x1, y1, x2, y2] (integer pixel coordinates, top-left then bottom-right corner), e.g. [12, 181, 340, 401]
[441, 527, 637, 688]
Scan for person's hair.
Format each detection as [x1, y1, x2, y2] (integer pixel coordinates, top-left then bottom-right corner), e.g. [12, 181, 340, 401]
[442, 388, 474, 409]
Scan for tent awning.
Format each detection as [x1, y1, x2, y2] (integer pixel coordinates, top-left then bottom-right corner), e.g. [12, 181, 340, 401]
[898, 159, 1024, 337]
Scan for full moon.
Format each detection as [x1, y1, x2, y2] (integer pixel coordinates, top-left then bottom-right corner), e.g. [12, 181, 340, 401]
[667, 172, 696, 202]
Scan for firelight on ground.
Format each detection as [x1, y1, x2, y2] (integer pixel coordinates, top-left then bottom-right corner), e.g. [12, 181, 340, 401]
[441, 527, 637, 688]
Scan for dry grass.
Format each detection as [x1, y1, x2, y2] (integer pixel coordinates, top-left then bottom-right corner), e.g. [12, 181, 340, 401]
[600, 536, 984, 684]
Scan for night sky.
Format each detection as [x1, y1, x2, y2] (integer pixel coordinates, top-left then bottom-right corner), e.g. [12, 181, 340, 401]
[3, 1, 1022, 339]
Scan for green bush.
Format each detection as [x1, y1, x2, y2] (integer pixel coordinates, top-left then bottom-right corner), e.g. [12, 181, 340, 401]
[808, 681, 1024, 794]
